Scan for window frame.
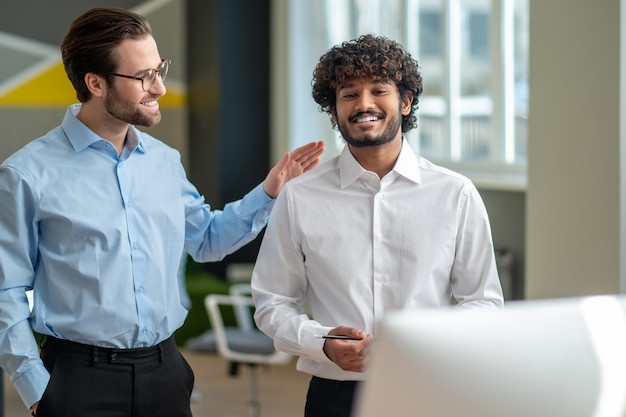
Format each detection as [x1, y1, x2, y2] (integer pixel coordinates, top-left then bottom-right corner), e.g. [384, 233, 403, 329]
[271, 0, 528, 191]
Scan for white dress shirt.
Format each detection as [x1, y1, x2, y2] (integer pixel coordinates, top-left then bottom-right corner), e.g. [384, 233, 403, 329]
[251, 140, 503, 382]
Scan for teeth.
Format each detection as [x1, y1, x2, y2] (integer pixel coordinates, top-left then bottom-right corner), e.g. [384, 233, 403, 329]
[143, 100, 157, 106]
[357, 116, 378, 123]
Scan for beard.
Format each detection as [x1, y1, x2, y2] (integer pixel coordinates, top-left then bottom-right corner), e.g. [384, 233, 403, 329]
[105, 84, 161, 127]
[337, 105, 403, 148]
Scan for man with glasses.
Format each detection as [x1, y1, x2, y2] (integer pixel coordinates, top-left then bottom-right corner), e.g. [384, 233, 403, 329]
[0, 7, 324, 417]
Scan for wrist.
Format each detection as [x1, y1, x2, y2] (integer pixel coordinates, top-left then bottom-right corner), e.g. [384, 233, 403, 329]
[30, 401, 39, 416]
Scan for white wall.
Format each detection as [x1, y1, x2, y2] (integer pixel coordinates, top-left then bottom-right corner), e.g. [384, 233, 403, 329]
[526, 0, 625, 298]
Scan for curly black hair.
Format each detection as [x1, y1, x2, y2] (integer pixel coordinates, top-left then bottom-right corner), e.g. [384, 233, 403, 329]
[312, 34, 423, 133]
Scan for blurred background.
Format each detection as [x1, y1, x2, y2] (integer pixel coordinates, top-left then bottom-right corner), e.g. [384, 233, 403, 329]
[0, 0, 624, 316]
[2, 1, 626, 415]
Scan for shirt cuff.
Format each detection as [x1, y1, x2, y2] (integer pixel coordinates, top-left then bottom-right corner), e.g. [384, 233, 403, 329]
[250, 183, 275, 203]
[302, 326, 335, 363]
[246, 183, 275, 220]
[13, 362, 50, 410]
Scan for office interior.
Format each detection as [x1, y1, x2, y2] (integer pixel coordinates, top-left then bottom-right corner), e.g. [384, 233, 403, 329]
[1, 0, 624, 303]
[0, 0, 625, 413]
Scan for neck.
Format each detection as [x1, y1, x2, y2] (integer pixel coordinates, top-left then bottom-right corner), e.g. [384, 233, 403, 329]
[348, 136, 403, 178]
[76, 102, 129, 156]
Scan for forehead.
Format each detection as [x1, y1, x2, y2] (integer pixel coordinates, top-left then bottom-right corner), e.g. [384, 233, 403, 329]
[113, 36, 161, 71]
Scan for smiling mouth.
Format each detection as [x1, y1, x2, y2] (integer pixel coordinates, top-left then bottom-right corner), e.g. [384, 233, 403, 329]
[142, 100, 158, 107]
[351, 112, 384, 124]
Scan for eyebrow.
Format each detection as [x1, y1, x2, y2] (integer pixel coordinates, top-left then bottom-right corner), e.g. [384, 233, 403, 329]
[124, 60, 164, 77]
[337, 78, 388, 91]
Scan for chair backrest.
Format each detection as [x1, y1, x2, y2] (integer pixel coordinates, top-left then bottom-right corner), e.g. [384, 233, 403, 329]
[228, 283, 254, 332]
[204, 289, 292, 365]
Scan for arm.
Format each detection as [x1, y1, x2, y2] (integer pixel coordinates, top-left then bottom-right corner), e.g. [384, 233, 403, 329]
[451, 181, 504, 309]
[0, 166, 50, 409]
[184, 141, 325, 263]
[251, 187, 333, 363]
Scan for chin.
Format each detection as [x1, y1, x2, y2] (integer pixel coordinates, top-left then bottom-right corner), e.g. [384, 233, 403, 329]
[137, 113, 162, 128]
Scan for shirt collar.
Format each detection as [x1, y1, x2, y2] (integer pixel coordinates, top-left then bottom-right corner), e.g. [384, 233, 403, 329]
[61, 104, 146, 154]
[339, 139, 422, 188]
[393, 139, 421, 184]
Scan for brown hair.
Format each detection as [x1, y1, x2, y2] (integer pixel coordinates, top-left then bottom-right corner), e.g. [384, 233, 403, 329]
[312, 34, 423, 133]
[61, 7, 152, 102]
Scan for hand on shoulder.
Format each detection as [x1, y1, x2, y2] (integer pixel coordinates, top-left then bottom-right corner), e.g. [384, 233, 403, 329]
[263, 141, 325, 198]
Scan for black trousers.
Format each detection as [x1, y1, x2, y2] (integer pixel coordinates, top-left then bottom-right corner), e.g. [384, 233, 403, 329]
[37, 335, 194, 417]
[304, 376, 360, 417]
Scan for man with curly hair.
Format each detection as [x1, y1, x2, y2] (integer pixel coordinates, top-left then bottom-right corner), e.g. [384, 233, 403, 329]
[251, 34, 503, 417]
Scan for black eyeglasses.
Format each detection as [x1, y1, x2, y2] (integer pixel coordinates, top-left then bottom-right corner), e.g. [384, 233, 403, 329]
[109, 59, 171, 91]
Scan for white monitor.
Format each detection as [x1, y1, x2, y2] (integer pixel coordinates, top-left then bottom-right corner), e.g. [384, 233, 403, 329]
[354, 295, 626, 417]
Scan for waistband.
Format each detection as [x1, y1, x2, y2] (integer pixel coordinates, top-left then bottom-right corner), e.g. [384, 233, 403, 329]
[311, 376, 360, 389]
[41, 335, 177, 365]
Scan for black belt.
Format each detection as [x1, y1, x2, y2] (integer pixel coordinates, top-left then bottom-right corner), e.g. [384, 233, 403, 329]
[311, 376, 360, 390]
[41, 335, 177, 365]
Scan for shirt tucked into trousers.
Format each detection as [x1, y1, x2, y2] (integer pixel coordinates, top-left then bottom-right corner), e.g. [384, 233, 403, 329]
[37, 336, 193, 417]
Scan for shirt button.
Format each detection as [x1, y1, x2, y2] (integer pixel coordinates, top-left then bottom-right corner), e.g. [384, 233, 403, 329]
[133, 242, 139, 249]
[110, 353, 118, 362]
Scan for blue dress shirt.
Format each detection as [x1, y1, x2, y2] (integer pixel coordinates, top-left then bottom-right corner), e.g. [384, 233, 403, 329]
[0, 104, 274, 407]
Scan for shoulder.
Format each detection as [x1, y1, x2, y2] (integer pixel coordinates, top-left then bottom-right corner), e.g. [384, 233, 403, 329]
[1, 126, 66, 173]
[283, 155, 340, 190]
[418, 156, 475, 191]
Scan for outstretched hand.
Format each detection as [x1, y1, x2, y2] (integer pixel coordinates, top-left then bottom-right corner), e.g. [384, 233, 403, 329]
[263, 141, 325, 198]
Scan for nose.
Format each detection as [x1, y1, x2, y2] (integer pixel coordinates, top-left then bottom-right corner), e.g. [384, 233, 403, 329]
[148, 75, 167, 96]
[355, 90, 375, 112]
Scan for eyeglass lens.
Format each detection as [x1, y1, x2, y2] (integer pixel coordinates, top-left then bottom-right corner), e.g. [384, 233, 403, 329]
[143, 60, 170, 91]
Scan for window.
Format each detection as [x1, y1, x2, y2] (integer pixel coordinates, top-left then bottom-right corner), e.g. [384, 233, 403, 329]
[280, 0, 529, 190]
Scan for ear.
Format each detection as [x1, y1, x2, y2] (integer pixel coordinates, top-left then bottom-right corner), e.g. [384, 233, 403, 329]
[330, 107, 338, 125]
[84, 73, 107, 98]
[401, 91, 413, 116]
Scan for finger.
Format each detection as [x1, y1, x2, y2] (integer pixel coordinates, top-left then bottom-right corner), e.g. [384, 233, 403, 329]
[290, 142, 323, 165]
[300, 157, 321, 172]
[290, 141, 321, 159]
[299, 151, 324, 169]
[302, 148, 325, 163]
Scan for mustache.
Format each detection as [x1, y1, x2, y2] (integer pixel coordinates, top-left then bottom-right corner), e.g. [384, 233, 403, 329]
[350, 110, 385, 123]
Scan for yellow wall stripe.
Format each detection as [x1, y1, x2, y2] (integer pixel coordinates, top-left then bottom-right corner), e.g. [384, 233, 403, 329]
[0, 62, 185, 107]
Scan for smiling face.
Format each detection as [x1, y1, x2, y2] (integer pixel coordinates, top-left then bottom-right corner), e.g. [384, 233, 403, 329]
[104, 36, 166, 127]
[333, 77, 412, 149]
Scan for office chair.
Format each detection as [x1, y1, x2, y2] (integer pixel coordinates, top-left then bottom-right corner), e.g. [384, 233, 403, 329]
[204, 284, 292, 417]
